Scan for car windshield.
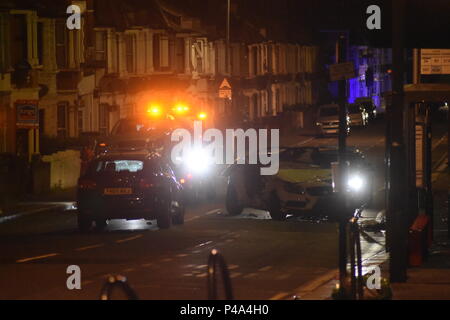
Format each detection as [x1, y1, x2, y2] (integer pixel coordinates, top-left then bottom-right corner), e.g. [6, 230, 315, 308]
[94, 159, 144, 173]
[319, 107, 338, 117]
[348, 105, 361, 114]
[280, 148, 365, 169]
[111, 118, 193, 136]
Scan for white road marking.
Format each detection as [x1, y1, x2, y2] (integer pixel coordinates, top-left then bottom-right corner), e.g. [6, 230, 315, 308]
[205, 209, 222, 215]
[196, 273, 207, 278]
[141, 263, 153, 267]
[275, 274, 291, 280]
[295, 137, 315, 146]
[75, 243, 104, 251]
[432, 134, 447, 151]
[243, 273, 258, 279]
[292, 269, 338, 295]
[185, 216, 200, 222]
[269, 292, 290, 300]
[16, 253, 60, 263]
[258, 266, 273, 272]
[115, 234, 143, 243]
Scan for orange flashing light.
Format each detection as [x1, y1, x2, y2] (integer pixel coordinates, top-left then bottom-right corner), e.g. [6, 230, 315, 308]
[197, 112, 207, 120]
[173, 104, 190, 114]
[147, 104, 162, 117]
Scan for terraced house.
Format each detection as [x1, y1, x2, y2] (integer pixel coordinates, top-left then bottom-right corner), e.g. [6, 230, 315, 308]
[0, 0, 322, 160]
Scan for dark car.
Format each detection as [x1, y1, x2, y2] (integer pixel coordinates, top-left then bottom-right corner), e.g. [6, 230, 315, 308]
[77, 151, 185, 232]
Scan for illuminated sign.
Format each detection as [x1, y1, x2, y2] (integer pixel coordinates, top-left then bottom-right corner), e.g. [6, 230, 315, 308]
[16, 100, 39, 127]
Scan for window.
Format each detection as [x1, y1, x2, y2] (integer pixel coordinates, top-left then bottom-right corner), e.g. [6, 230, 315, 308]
[37, 22, 43, 65]
[0, 14, 9, 72]
[78, 110, 83, 133]
[124, 34, 135, 73]
[153, 34, 169, 71]
[251, 46, 258, 76]
[10, 14, 28, 67]
[95, 31, 106, 61]
[95, 160, 144, 173]
[57, 102, 68, 137]
[267, 45, 273, 73]
[39, 109, 45, 135]
[175, 38, 185, 73]
[160, 36, 169, 68]
[55, 20, 67, 68]
[99, 104, 109, 135]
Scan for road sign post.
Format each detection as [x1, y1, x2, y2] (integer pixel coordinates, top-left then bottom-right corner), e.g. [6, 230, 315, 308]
[334, 34, 350, 293]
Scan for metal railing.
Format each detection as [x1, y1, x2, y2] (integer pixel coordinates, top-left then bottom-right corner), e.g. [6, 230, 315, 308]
[98, 250, 234, 300]
[99, 275, 139, 300]
[207, 249, 234, 300]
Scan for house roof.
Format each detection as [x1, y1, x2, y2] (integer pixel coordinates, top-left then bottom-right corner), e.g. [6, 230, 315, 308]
[94, 0, 168, 30]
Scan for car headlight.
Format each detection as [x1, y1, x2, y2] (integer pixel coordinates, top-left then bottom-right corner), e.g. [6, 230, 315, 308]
[316, 122, 322, 126]
[184, 148, 213, 174]
[347, 174, 365, 192]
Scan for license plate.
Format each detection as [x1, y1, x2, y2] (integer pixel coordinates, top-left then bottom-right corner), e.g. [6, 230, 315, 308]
[104, 188, 132, 195]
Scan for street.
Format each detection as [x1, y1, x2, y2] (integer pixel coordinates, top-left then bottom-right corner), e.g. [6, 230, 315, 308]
[0, 118, 447, 300]
[0, 120, 392, 300]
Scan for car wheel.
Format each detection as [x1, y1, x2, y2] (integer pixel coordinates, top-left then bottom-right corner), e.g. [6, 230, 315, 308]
[94, 218, 108, 231]
[172, 202, 185, 225]
[226, 184, 243, 216]
[157, 197, 172, 229]
[78, 212, 93, 233]
[268, 192, 286, 221]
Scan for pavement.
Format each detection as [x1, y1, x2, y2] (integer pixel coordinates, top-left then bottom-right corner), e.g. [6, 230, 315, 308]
[0, 188, 76, 223]
[287, 127, 449, 300]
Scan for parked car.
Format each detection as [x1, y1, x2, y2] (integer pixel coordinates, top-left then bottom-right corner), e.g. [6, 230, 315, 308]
[348, 103, 368, 127]
[77, 151, 185, 232]
[316, 104, 350, 136]
[223, 147, 373, 221]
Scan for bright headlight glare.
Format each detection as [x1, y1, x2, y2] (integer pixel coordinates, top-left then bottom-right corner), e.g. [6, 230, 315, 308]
[184, 148, 212, 174]
[347, 175, 364, 192]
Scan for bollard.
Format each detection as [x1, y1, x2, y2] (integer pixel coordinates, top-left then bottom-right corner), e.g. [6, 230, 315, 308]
[408, 214, 430, 267]
[99, 275, 139, 300]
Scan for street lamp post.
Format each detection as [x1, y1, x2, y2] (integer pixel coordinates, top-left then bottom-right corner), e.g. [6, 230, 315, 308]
[336, 33, 349, 289]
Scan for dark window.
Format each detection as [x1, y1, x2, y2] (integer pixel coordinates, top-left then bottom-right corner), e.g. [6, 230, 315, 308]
[0, 14, 9, 72]
[57, 102, 68, 137]
[10, 14, 27, 67]
[267, 45, 273, 73]
[55, 20, 67, 68]
[153, 34, 160, 70]
[95, 31, 106, 61]
[37, 22, 44, 65]
[251, 47, 258, 76]
[125, 34, 134, 73]
[78, 110, 83, 133]
[175, 38, 185, 73]
[39, 109, 45, 135]
[99, 104, 109, 135]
